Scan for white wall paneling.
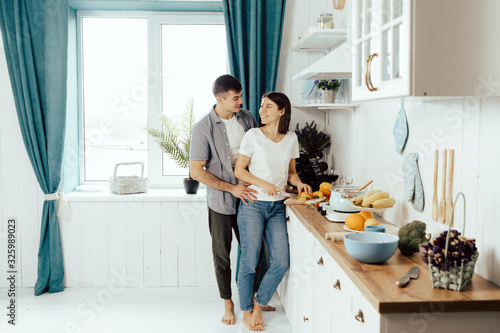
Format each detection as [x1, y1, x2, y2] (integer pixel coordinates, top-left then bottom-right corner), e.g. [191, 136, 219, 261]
[143, 202, 161, 286]
[58, 201, 216, 288]
[160, 202, 179, 286]
[341, 96, 500, 286]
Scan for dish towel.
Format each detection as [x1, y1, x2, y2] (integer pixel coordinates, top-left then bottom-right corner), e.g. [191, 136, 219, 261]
[393, 98, 409, 154]
[402, 152, 425, 212]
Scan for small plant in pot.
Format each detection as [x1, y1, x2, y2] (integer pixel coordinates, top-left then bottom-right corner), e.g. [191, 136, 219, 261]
[315, 79, 342, 104]
[146, 98, 199, 194]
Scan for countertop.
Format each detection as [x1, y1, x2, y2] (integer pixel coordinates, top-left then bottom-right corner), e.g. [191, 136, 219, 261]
[289, 204, 500, 314]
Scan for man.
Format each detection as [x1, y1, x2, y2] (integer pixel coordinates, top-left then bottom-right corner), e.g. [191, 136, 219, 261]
[190, 75, 274, 325]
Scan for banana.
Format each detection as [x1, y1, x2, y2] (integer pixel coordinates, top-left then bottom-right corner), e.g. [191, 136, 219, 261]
[351, 195, 364, 206]
[362, 191, 389, 207]
[370, 197, 396, 209]
[360, 189, 381, 206]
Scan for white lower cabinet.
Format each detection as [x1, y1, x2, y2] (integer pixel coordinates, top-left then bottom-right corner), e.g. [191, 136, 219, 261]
[278, 210, 500, 333]
[279, 209, 382, 333]
[280, 208, 314, 333]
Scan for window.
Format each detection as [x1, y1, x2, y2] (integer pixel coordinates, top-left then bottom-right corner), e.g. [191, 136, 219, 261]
[78, 11, 227, 186]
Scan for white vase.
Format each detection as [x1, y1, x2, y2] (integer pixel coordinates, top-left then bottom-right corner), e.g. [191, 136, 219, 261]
[322, 90, 336, 104]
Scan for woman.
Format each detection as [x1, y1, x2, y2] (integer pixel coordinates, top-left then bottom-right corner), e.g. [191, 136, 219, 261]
[234, 92, 312, 331]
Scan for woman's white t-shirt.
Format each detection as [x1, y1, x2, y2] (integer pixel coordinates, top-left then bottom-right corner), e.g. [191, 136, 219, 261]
[238, 128, 300, 201]
[220, 115, 246, 168]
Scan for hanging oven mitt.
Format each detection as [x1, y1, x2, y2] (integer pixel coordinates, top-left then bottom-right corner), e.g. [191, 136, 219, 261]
[401, 152, 425, 212]
[393, 98, 409, 154]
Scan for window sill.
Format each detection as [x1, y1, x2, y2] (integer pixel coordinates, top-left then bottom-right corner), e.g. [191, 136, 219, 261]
[67, 187, 207, 202]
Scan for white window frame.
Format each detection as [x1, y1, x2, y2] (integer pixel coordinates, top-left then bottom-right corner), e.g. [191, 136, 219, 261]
[77, 10, 226, 188]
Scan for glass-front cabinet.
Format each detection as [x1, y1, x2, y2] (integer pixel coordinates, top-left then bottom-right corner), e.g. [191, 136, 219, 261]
[352, 0, 410, 101]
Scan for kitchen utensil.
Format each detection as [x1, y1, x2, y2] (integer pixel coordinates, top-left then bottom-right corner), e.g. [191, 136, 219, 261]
[343, 232, 399, 264]
[325, 232, 348, 242]
[284, 197, 325, 206]
[357, 180, 373, 191]
[393, 97, 409, 154]
[329, 185, 365, 213]
[396, 266, 420, 288]
[438, 149, 447, 223]
[445, 149, 455, 225]
[432, 150, 439, 221]
[277, 191, 292, 197]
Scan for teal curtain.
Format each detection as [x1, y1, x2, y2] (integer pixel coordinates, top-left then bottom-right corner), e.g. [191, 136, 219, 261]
[223, 0, 287, 285]
[222, 0, 287, 120]
[0, 0, 68, 295]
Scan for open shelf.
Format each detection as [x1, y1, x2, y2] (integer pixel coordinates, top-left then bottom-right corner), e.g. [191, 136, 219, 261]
[292, 29, 348, 52]
[293, 103, 359, 111]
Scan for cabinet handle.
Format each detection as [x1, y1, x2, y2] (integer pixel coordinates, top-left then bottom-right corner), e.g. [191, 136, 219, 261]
[286, 216, 290, 222]
[354, 309, 364, 323]
[365, 54, 374, 91]
[317, 257, 324, 266]
[368, 53, 378, 91]
[303, 316, 309, 322]
[333, 279, 341, 290]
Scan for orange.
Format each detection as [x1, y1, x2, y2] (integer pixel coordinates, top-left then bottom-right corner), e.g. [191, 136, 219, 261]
[320, 182, 333, 196]
[358, 211, 372, 221]
[345, 213, 365, 231]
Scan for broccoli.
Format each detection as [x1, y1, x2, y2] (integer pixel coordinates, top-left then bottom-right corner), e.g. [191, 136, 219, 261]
[398, 220, 431, 256]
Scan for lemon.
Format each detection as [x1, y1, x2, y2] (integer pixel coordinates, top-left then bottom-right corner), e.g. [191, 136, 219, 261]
[364, 218, 379, 227]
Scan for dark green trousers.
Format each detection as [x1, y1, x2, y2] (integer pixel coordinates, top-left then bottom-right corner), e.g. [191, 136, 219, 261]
[208, 207, 267, 300]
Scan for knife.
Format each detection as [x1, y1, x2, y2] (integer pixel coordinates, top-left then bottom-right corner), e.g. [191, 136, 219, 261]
[396, 266, 420, 288]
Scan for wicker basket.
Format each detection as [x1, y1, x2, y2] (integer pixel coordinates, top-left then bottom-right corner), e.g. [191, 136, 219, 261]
[109, 162, 148, 195]
[428, 192, 478, 291]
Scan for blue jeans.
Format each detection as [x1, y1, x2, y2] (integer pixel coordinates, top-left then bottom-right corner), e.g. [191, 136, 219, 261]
[237, 200, 290, 311]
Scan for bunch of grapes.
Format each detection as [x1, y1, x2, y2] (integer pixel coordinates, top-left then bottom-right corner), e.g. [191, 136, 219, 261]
[421, 229, 477, 270]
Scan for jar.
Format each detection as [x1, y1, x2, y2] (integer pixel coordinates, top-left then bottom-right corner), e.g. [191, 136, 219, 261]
[316, 18, 332, 29]
[319, 12, 334, 29]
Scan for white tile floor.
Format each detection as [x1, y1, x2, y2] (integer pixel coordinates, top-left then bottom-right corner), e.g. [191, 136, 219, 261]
[1, 286, 291, 333]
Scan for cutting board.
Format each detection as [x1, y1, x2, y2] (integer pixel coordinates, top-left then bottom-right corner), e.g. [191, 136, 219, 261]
[284, 195, 326, 205]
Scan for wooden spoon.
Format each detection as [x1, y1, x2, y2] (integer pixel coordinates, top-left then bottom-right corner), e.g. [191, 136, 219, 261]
[432, 150, 439, 221]
[357, 180, 373, 191]
[438, 149, 447, 223]
[445, 149, 455, 225]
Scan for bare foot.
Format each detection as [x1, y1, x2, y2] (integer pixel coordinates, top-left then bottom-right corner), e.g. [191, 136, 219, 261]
[260, 305, 276, 311]
[243, 311, 265, 331]
[221, 299, 236, 325]
[252, 298, 264, 327]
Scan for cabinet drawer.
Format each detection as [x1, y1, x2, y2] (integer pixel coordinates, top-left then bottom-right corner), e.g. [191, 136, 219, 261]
[328, 259, 355, 319]
[350, 290, 380, 333]
[314, 240, 332, 287]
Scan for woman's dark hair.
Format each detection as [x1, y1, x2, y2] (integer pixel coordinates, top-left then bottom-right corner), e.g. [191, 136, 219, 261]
[260, 91, 291, 134]
[212, 74, 242, 97]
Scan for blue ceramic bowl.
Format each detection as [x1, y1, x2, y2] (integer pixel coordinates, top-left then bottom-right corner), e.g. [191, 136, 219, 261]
[364, 225, 386, 233]
[343, 232, 399, 264]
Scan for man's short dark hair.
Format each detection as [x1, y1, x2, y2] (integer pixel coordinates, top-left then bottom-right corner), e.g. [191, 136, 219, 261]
[212, 74, 242, 97]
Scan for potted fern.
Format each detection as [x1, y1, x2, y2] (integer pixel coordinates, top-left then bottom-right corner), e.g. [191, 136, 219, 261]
[146, 98, 199, 194]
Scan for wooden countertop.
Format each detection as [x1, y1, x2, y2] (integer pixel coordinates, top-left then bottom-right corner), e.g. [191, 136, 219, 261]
[289, 204, 500, 314]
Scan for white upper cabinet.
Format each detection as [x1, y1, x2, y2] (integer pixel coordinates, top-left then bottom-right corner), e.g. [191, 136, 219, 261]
[352, 0, 500, 101]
